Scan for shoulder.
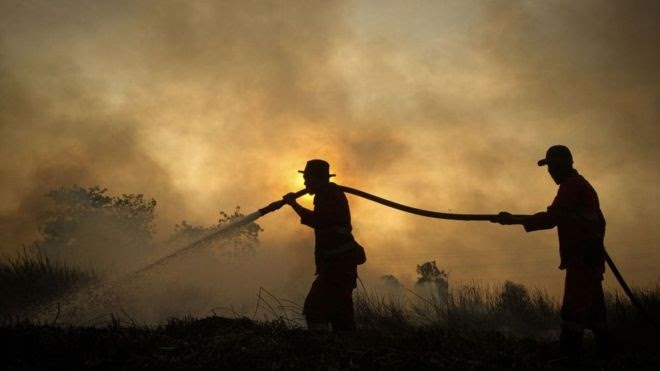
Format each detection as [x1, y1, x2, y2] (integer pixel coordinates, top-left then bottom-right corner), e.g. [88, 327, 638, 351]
[315, 183, 346, 203]
[559, 171, 598, 198]
[560, 170, 587, 188]
[572, 171, 597, 192]
[325, 183, 348, 203]
[328, 183, 347, 200]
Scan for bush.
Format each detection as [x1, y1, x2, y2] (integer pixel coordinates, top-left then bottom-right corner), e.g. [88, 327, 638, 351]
[498, 280, 531, 313]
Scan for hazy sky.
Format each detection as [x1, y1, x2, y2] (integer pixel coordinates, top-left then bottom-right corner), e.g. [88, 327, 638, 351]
[1, 0, 659, 296]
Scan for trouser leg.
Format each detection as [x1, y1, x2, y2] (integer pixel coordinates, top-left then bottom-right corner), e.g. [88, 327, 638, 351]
[304, 273, 357, 332]
[330, 290, 356, 331]
[590, 282, 611, 359]
[303, 276, 328, 330]
[560, 267, 610, 358]
[303, 274, 353, 331]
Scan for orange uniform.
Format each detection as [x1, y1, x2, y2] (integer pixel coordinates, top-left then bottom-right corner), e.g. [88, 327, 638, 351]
[523, 169, 607, 328]
[298, 183, 358, 330]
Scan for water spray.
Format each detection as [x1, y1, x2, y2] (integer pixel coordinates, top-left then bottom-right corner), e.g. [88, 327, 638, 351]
[133, 189, 309, 275]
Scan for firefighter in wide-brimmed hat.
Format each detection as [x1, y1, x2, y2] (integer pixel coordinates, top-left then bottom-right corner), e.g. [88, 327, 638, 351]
[283, 159, 365, 331]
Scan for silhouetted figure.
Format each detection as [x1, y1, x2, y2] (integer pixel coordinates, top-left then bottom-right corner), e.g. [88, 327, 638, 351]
[283, 159, 364, 331]
[492, 145, 611, 360]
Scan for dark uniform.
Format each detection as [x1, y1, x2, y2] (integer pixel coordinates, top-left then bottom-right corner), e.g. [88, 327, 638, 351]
[296, 182, 358, 331]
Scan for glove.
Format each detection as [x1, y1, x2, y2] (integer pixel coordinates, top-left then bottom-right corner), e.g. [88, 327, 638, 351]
[491, 211, 515, 225]
[282, 192, 298, 205]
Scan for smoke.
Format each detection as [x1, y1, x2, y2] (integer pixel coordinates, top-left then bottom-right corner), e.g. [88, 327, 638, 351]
[2, 0, 659, 319]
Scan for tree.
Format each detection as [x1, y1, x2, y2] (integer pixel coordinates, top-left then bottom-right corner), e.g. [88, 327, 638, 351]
[416, 261, 448, 285]
[33, 186, 157, 272]
[380, 274, 402, 288]
[415, 260, 449, 300]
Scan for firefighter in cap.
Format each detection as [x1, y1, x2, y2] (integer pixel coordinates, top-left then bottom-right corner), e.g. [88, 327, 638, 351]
[492, 145, 611, 358]
[283, 159, 364, 331]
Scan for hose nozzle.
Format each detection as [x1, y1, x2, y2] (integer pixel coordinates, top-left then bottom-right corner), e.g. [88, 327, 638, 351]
[258, 200, 286, 215]
[258, 189, 308, 216]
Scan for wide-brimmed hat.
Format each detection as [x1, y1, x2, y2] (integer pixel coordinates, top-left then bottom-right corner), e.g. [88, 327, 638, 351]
[298, 159, 336, 178]
[537, 145, 573, 166]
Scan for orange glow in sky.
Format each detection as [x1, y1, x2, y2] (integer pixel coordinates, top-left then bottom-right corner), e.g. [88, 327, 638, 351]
[1, 0, 659, 298]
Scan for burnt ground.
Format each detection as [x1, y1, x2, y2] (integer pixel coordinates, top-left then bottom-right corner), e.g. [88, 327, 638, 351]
[1, 316, 658, 370]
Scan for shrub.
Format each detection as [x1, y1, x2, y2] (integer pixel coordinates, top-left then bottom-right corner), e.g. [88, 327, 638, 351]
[415, 261, 449, 302]
[169, 206, 263, 257]
[32, 186, 157, 272]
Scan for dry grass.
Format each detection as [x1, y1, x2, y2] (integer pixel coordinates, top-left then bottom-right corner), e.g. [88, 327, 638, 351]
[355, 280, 560, 337]
[0, 249, 98, 319]
[1, 259, 659, 368]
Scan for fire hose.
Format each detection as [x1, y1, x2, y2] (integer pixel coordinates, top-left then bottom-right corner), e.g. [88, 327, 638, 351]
[138, 185, 658, 329]
[260, 185, 659, 330]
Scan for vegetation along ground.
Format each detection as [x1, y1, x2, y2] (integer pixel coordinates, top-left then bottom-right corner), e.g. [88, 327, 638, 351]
[2, 252, 659, 370]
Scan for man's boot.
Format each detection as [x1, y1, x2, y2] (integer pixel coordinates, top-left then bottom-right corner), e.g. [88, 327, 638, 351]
[306, 321, 330, 331]
[593, 327, 613, 360]
[559, 327, 584, 359]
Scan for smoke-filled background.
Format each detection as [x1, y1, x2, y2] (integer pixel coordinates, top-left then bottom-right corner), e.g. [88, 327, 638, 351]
[1, 0, 659, 316]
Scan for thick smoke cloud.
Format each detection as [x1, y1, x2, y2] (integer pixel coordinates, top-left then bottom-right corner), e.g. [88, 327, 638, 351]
[1, 0, 659, 311]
